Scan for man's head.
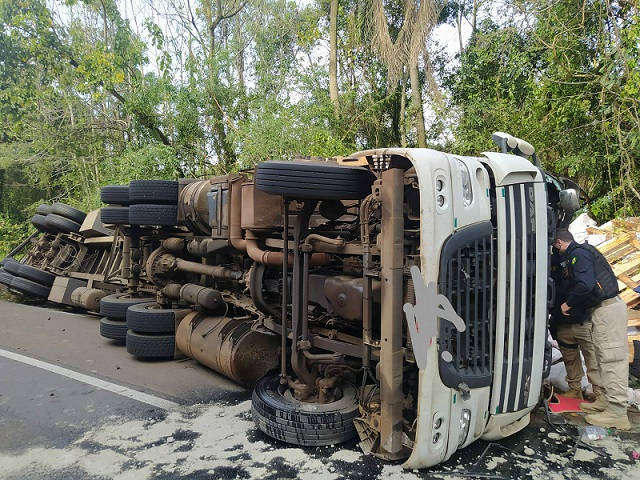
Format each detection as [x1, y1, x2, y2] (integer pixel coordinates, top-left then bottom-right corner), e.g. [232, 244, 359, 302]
[554, 228, 574, 254]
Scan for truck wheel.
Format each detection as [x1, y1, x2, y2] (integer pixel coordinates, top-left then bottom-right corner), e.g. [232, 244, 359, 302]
[0, 269, 14, 287]
[129, 180, 179, 205]
[44, 213, 81, 233]
[129, 204, 178, 227]
[99, 293, 153, 320]
[9, 276, 50, 298]
[36, 204, 51, 215]
[31, 214, 53, 233]
[251, 373, 359, 446]
[17, 264, 55, 286]
[255, 160, 374, 200]
[2, 257, 21, 276]
[100, 207, 130, 225]
[126, 330, 175, 358]
[126, 303, 191, 333]
[100, 317, 127, 342]
[100, 185, 130, 205]
[50, 203, 87, 224]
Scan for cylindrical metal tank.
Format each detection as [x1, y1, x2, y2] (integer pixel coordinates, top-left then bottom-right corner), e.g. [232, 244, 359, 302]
[175, 311, 280, 387]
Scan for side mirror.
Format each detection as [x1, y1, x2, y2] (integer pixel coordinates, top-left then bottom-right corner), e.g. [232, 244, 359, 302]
[492, 132, 518, 153]
[559, 188, 580, 213]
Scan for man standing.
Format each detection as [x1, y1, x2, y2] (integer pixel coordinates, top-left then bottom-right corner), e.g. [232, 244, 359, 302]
[554, 229, 630, 429]
[549, 249, 603, 400]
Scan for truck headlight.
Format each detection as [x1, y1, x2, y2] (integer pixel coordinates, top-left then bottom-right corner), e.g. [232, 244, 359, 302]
[458, 409, 471, 446]
[456, 159, 473, 206]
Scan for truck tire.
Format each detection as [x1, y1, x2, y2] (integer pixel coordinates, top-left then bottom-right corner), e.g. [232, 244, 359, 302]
[251, 373, 359, 446]
[44, 213, 81, 233]
[129, 180, 179, 205]
[36, 204, 52, 215]
[9, 276, 50, 298]
[129, 204, 178, 227]
[99, 293, 153, 320]
[100, 185, 130, 205]
[17, 264, 55, 286]
[50, 202, 87, 224]
[126, 303, 191, 333]
[100, 317, 127, 341]
[2, 257, 21, 276]
[100, 207, 130, 225]
[126, 330, 175, 358]
[31, 214, 52, 233]
[255, 160, 374, 200]
[0, 269, 14, 287]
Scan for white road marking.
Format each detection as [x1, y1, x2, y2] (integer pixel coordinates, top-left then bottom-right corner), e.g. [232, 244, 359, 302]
[0, 348, 179, 410]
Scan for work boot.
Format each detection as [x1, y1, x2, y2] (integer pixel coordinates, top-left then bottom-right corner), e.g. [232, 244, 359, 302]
[580, 387, 608, 413]
[585, 409, 631, 430]
[562, 387, 584, 400]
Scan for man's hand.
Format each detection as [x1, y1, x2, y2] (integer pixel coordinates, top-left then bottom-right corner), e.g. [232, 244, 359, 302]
[561, 302, 571, 316]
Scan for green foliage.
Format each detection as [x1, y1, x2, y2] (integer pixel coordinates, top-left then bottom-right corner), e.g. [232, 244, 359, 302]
[0, 214, 30, 259]
[2, 0, 639, 231]
[104, 144, 181, 184]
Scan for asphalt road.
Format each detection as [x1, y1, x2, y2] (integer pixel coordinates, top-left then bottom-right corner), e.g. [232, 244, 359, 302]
[1, 298, 639, 480]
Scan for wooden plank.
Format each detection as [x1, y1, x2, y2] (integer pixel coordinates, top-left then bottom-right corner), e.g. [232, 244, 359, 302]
[597, 232, 635, 256]
[611, 255, 640, 276]
[627, 308, 640, 321]
[618, 273, 639, 289]
[605, 244, 638, 264]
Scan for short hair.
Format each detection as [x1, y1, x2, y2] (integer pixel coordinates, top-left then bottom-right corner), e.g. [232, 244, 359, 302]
[555, 228, 574, 243]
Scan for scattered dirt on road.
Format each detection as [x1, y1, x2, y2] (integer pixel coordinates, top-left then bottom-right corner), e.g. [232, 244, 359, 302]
[1, 400, 640, 479]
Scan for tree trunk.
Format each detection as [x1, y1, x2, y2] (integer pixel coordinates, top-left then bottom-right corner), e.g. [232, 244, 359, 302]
[400, 67, 408, 147]
[329, 0, 339, 114]
[409, 63, 426, 147]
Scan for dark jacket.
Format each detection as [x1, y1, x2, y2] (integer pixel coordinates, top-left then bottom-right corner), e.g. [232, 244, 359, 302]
[565, 241, 618, 310]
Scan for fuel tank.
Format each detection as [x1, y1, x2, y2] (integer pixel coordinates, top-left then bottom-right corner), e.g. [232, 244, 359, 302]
[175, 311, 280, 387]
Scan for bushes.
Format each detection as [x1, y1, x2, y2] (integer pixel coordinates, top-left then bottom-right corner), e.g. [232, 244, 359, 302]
[0, 215, 30, 259]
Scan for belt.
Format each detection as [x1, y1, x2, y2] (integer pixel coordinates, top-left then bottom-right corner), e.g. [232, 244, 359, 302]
[600, 296, 620, 307]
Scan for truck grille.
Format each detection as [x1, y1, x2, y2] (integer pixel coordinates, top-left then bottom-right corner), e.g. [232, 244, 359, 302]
[438, 222, 495, 389]
[491, 182, 542, 413]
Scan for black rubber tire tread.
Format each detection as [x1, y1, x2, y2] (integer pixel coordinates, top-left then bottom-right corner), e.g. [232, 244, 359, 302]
[255, 161, 374, 200]
[31, 214, 52, 233]
[126, 303, 191, 333]
[36, 204, 52, 215]
[129, 180, 179, 205]
[44, 213, 81, 233]
[9, 276, 50, 298]
[100, 185, 130, 205]
[100, 317, 128, 341]
[0, 269, 14, 287]
[50, 202, 87, 224]
[99, 293, 153, 320]
[2, 257, 21, 276]
[129, 204, 178, 227]
[100, 207, 130, 225]
[17, 263, 55, 286]
[126, 330, 175, 358]
[251, 373, 359, 446]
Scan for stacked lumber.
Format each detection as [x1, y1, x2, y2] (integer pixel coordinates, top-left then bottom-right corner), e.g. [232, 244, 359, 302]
[588, 220, 640, 362]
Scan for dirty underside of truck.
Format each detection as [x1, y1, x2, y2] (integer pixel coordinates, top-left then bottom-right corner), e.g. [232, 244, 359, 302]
[0, 134, 579, 469]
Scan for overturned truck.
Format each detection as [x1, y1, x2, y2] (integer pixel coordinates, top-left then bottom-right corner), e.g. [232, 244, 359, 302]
[0, 133, 580, 468]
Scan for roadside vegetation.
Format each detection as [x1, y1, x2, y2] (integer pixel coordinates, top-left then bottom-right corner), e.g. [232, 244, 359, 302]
[1, 0, 639, 257]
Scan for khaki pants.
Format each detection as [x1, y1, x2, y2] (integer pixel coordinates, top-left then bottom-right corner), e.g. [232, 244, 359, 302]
[556, 321, 602, 390]
[590, 297, 629, 415]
